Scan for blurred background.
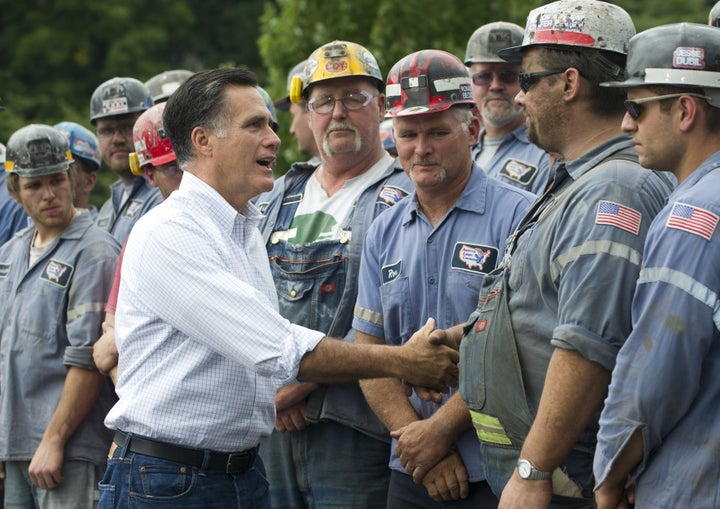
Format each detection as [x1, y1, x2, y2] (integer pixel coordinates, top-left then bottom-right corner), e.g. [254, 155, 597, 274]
[0, 0, 713, 207]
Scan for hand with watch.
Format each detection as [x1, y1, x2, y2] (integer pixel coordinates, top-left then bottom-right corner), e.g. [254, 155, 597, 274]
[517, 458, 552, 481]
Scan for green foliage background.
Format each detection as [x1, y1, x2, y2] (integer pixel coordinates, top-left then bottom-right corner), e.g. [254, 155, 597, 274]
[0, 0, 714, 205]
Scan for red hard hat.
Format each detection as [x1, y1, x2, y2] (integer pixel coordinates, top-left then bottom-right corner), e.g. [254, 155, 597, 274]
[130, 102, 176, 175]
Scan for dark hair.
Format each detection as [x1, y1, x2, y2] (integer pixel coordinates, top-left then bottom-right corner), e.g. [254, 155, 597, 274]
[536, 47, 628, 117]
[163, 68, 258, 165]
[650, 85, 720, 132]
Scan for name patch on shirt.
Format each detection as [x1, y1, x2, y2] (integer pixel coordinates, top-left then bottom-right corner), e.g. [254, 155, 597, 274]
[377, 186, 409, 206]
[0, 262, 10, 279]
[666, 202, 719, 240]
[123, 199, 144, 218]
[498, 159, 539, 187]
[40, 259, 74, 288]
[595, 200, 642, 235]
[381, 260, 402, 284]
[452, 243, 498, 274]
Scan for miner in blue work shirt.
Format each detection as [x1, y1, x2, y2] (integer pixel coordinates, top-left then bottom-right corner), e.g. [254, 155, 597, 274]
[353, 49, 534, 509]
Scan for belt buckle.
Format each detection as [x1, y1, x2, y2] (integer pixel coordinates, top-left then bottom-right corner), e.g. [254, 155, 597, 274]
[225, 451, 248, 474]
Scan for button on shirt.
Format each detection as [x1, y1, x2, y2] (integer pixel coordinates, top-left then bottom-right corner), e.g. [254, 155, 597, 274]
[105, 172, 324, 452]
[353, 165, 534, 480]
[594, 155, 720, 508]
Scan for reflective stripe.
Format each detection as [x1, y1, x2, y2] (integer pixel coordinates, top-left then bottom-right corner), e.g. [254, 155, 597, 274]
[67, 301, 105, 322]
[550, 239, 642, 281]
[639, 266, 720, 332]
[469, 410, 512, 445]
[353, 303, 384, 327]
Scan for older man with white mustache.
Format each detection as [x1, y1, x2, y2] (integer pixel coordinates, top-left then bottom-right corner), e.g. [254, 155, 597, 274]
[465, 22, 552, 194]
[254, 41, 413, 508]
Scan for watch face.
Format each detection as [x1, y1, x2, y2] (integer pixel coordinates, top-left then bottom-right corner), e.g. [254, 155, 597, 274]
[518, 460, 531, 478]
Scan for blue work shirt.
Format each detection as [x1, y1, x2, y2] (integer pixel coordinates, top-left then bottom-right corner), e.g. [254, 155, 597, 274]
[471, 124, 550, 195]
[594, 154, 720, 508]
[353, 165, 534, 480]
[96, 176, 162, 244]
[0, 211, 120, 465]
[0, 172, 29, 246]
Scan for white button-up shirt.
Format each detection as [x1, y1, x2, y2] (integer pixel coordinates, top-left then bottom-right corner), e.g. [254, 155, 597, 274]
[106, 171, 324, 452]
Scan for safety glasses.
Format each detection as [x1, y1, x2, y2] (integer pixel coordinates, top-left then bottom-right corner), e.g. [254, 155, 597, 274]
[518, 70, 566, 93]
[623, 93, 711, 120]
[307, 90, 378, 115]
[471, 70, 520, 87]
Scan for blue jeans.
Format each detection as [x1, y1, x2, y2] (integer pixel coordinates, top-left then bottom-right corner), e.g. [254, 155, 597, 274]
[259, 420, 390, 508]
[4, 460, 101, 509]
[98, 439, 269, 508]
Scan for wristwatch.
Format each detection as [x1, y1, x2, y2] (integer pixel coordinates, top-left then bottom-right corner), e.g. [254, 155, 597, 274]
[517, 458, 552, 480]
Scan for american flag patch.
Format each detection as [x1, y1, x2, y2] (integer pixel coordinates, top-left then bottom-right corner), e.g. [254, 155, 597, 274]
[666, 202, 719, 240]
[595, 200, 642, 235]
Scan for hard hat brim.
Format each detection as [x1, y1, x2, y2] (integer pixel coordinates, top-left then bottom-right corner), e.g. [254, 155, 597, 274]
[600, 77, 646, 88]
[497, 45, 523, 64]
[274, 96, 291, 112]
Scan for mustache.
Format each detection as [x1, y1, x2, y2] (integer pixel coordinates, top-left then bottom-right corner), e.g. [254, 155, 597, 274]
[325, 122, 358, 135]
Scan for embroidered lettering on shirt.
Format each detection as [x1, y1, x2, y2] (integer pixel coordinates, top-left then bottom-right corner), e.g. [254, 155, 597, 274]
[498, 159, 538, 186]
[381, 260, 402, 285]
[452, 242, 498, 274]
[666, 202, 718, 240]
[595, 200, 642, 235]
[0, 262, 11, 279]
[377, 186, 409, 206]
[40, 259, 74, 288]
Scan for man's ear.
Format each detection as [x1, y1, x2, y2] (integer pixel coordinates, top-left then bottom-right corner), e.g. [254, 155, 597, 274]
[191, 126, 213, 157]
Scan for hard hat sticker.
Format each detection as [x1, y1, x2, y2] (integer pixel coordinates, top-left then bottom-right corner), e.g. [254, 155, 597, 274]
[102, 97, 129, 115]
[674, 47, 705, 69]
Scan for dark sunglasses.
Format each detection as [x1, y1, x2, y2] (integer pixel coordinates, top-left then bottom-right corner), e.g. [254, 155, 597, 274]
[623, 93, 711, 120]
[471, 70, 520, 87]
[518, 69, 566, 93]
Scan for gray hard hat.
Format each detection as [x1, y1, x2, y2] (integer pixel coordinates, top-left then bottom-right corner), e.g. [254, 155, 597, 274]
[602, 22, 720, 107]
[710, 1, 720, 27]
[465, 22, 524, 65]
[145, 69, 194, 103]
[90, 77, 153, 124]
[5, 124, 73, 178]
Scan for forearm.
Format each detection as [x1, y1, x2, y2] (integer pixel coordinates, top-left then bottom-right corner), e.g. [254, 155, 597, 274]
[297, 339, 404, 383]
[275, 382, 319, 411]
[597, 428, 643, 489]
[426, 392, 472, 440]
[355, 330, 420, 429]
[361, 377, 420, 430]
[41, 366, 103, 447]
[521, 347, 611, 471]
[297, 318, 458, 391]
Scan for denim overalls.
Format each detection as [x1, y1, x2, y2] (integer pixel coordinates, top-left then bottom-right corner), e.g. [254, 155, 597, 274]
[257, 159, 412, 435]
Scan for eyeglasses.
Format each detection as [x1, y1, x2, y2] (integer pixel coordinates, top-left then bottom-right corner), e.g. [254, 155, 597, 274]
[471, 70, 520, 87]
[96, 121, 135, 140]
[623, 93, 711, 121]
[307, 90, 378, 114]
[518, 69, 566, 93]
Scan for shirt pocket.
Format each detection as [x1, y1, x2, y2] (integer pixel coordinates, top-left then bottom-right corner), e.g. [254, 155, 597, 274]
[379, 275, 417, 344]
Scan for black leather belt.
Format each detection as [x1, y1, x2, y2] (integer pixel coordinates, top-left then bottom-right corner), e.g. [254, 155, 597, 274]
[114, 430, 257, 474]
